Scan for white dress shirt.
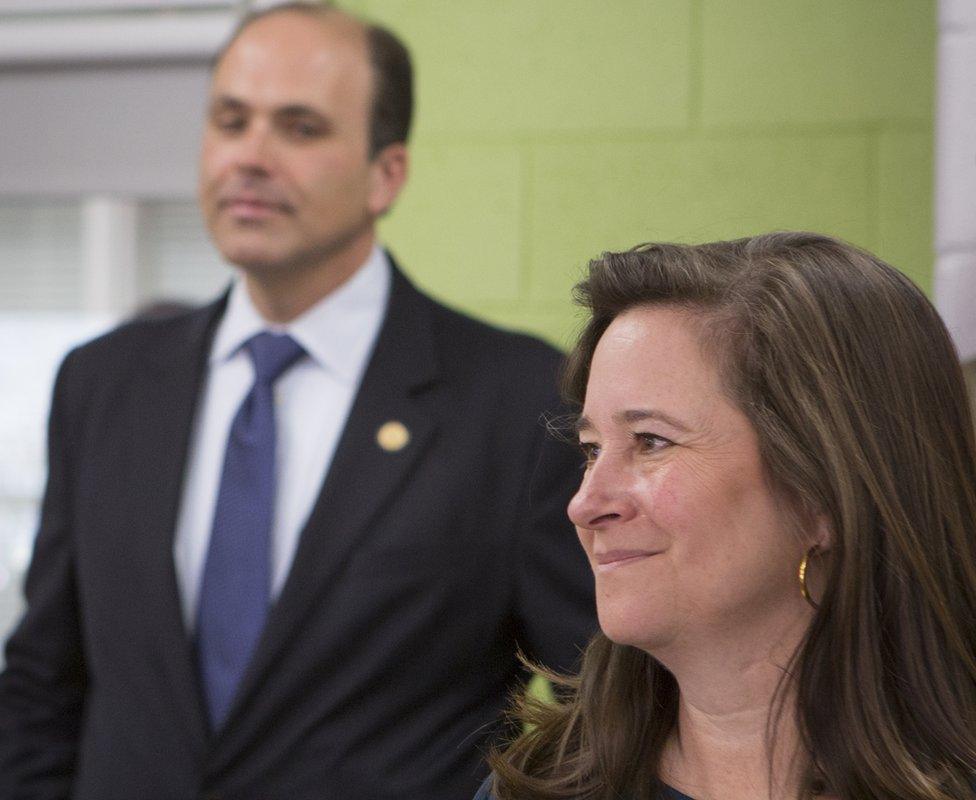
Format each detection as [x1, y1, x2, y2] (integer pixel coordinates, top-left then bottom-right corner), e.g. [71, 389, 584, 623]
[173, 246, 391, 632]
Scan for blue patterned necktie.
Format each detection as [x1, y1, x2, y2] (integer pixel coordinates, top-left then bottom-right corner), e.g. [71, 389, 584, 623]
[196, 331, 305, 730]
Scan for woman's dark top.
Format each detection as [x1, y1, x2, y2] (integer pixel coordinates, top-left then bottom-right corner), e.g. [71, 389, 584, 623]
[472, 775, 696, 799]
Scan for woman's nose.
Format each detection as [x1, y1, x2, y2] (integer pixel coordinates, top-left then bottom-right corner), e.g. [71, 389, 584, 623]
[567, 456, 637, 530]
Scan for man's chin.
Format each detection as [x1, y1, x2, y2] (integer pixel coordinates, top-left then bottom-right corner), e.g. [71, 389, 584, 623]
[214, 240, 293, 273]
[208, 217, 287, 264]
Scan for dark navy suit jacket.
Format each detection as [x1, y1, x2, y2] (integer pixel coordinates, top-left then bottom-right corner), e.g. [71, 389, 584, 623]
[0, 262, 596, 800]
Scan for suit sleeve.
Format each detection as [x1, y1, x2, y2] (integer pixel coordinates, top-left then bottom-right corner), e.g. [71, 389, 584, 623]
[513, 396, 597, 675]
[0, 351, 87, 799]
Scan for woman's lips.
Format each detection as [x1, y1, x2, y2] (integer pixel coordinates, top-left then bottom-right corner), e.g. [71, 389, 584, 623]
[594, 549, 660, 572]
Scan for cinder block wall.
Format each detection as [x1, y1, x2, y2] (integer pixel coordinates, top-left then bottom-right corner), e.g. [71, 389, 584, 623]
[365, 1, 935, 349]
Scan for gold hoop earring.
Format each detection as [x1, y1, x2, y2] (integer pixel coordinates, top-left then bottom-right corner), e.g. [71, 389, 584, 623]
[798, 547, 820, 610]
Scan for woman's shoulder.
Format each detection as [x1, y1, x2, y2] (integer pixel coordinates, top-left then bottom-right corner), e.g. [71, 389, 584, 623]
[472, 774, 494, 800]
[660, 786, 696, 800]
[472, 774, 697, 800]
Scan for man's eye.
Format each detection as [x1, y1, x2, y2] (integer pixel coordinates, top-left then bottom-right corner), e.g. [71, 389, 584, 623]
[286, 120, 323, 139]
[213, 114, 246, 133]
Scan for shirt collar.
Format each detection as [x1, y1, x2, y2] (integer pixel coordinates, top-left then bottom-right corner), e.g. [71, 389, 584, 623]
[211, 244, 391, 385]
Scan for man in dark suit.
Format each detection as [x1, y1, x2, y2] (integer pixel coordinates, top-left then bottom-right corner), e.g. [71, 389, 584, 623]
[0, 3, 594, 800]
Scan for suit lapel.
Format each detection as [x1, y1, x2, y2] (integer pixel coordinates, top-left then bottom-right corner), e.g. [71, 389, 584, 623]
[122, 297, 227, 749]
[215, 265, 442, 751]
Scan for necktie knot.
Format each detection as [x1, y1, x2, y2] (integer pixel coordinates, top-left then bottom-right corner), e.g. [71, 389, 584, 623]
[246, 332, 305, 386]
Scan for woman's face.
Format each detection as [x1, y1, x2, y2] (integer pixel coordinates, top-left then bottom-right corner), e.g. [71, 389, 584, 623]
[569, 305, 814, 659]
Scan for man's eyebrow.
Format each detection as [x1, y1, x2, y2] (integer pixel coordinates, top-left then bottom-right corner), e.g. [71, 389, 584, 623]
[207, 98, 330, 125]
[210, 94, 246, 108]
[209, 95, 247, 111]
[275, 104, 327, 118]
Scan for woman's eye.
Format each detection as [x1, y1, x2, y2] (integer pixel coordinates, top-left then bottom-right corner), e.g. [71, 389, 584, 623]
[635, 432, 672, 453]
[578, 442, 600, 467]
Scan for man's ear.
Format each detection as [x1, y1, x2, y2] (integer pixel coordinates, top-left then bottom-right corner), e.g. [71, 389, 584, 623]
[368, 143, 409, 217]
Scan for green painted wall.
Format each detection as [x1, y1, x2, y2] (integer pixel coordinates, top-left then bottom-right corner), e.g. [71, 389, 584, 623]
[361, 0, 936, 349]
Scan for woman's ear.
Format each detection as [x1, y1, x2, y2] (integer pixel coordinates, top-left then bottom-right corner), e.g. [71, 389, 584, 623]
[811, 511, 834, 553]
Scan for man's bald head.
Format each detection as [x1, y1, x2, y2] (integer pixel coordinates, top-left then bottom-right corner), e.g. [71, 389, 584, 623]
[216, 2, 412, 158]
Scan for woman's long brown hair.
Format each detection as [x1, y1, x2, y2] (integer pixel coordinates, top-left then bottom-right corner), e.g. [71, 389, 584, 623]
[489, 232, 976, 799]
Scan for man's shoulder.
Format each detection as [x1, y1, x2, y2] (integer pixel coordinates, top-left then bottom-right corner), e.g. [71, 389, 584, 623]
[65, 297, 220, 372]
[407, 281, 565, 377]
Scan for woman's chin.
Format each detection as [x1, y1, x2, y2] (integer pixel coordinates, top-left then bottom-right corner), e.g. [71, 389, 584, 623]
[598, 609, 675, 654]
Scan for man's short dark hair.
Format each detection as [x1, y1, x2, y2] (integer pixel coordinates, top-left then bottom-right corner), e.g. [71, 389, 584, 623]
[216, 1, 413, 158]
[363, 22, 413, 156]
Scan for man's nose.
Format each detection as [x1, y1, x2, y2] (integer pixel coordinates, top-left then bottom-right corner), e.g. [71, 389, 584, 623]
[232, 123, 275, 174]
[567, 455, 637, 531]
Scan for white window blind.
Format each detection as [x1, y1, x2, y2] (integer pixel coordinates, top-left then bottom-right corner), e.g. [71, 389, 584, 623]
[0, 202, 83, 311]
[138, 200, 230, 304]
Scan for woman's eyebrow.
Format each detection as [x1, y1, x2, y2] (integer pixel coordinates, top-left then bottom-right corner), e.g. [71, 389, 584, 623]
[574, 408, 693, 434]
[618, 408, 692, 432]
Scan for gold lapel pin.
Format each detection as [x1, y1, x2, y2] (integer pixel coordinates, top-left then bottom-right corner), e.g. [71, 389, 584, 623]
[376, 420, 410, 452]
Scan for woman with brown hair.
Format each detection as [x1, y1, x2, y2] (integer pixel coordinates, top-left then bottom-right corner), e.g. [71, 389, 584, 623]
[476, 232, 976, 800]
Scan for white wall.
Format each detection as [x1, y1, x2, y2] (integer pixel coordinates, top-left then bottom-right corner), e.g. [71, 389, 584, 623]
[935, 0, 976, 365]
